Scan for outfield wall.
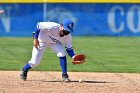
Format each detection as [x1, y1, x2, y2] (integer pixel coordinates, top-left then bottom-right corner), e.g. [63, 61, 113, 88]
[0, 2, 140, 36]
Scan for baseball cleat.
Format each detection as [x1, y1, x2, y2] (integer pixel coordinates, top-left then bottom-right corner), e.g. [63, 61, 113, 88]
[63, 78, 71, 82]
[62, 74, 71, 82]
[20, 69, 28, 81]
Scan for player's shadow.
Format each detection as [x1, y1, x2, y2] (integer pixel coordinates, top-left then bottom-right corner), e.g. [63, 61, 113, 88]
[44, 80, 115, 83]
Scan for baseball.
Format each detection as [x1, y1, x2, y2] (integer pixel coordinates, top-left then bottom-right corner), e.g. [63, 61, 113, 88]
[79, 79, 83, 83]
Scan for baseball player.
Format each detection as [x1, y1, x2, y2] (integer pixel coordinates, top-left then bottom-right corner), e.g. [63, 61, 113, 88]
[20, 19, 75, 82]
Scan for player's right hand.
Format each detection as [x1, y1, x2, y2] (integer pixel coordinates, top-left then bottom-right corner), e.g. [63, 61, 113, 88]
[33, 39, 39, 48]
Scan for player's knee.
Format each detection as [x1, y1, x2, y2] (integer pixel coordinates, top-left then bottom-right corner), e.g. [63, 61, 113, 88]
[57, 52, 66, 57]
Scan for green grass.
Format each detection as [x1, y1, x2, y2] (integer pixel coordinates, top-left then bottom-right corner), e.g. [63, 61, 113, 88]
[0, 37, 140, 73]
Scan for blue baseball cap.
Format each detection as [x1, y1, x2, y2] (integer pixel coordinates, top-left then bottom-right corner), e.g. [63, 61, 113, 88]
[62, 19, 74, 33]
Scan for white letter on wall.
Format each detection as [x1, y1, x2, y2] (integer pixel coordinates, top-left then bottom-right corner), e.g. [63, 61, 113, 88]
[127, 5, 140, 33]
[108, 6, 124, 33]
[0, 6, 12, 33]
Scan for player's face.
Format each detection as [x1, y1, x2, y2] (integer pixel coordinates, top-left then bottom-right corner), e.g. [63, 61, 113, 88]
[59, 25, 70, 37]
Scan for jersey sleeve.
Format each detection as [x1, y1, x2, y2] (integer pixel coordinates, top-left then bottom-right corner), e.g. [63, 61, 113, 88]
[34, 22, 40, 39]
[64, 34, 75, 58]
[64, 34, 73, 49]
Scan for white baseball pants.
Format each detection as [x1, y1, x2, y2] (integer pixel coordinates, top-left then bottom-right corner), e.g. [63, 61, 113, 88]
[28, 42, 66, 68]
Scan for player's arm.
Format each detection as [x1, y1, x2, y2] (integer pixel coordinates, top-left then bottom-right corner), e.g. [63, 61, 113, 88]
[66, 48, 75, 58]
[65, 35, 75, 58]
[33, 22, 40, 48]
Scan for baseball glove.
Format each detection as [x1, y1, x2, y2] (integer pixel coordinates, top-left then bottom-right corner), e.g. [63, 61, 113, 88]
[72, 54, 86, 65]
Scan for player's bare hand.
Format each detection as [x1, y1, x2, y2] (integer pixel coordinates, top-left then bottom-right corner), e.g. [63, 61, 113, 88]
[33, 39, 39, 48]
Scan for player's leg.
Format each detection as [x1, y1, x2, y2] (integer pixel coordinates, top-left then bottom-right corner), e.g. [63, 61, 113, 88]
[48, 43, 70, 82]
[20, 42, 47, 81]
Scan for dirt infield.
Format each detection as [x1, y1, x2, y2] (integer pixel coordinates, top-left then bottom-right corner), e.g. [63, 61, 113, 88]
[0, 71, 140, 93]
